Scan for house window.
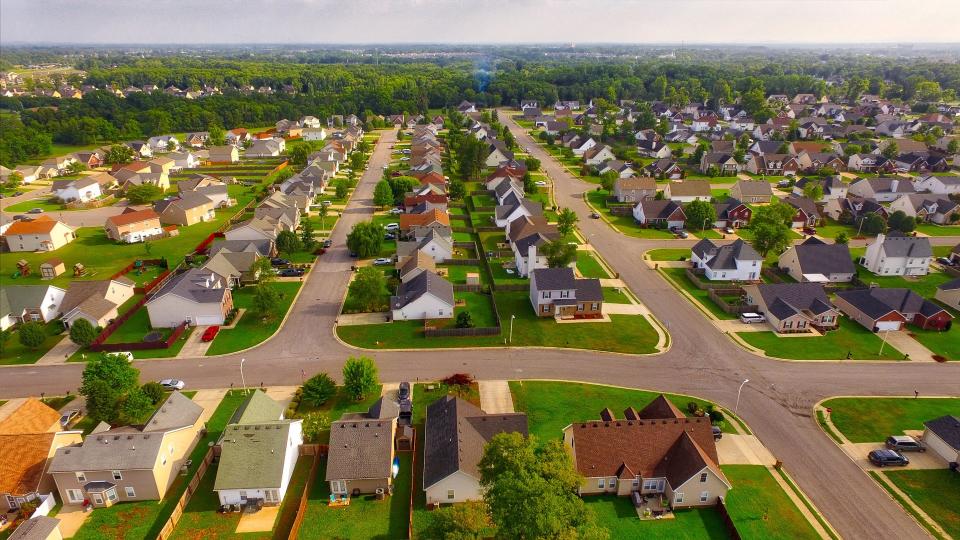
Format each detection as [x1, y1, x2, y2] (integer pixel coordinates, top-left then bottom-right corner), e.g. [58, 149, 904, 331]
[542, 305, 551, 313]
[66, 489, 83, 503]
[700, 491, 710, 502]
[610, 478, 617, 488]
[700, 473, 708, 483]
[112, 471, 123, 481]
[632, 478, 640, 488]
[125, 486, 136, 498]
[543, 291, 551, 299]
[161, 456, 167, 466]
[107, 489, 118, 502]
[447, 490, 455, 500]
[577, 304, 584, 312]
[674, 492, 684, 504]
[598, 479, 605, 489]
[240, 491, 248, 500]
[76, 472, 86, 483]
[591, 303, 598, 311]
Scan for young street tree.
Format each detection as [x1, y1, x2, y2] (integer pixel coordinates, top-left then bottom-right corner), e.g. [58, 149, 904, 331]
[252, 283, 283, 319]
[541, 239, 578, 268]
[556, 207, 578, 237]
[346, 221, 384, 258]
[335, 180, 349, 200]
[342, 356, 379, 401]
[300, 217, 316, 249]
[684, 199, 717, 231]
[373, 179, 394, 208]
[276, 230, 303, 254]
[18, 321, 46, 349]
[301, 372, 337, 407]
[351, 266, 388, 311]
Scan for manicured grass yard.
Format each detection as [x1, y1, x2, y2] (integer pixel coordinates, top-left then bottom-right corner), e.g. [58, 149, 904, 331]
[488, 257, 527, 285]
[4, 197, 79, 212]
[884, 469, 960, 539]
[103, 307, 171, 344]
[0, 321, 66, 365]
[647, 248, 691, 261]
[737, 318, 905, 360]
[660, 267, 735, 320]
[915, 223, 960, 237]
[509, 381, 728, 441]
[338, 292, 658, 354]
[856, 269, 954, 299]
[576, 250, 611, 278]
[721, 465, 819, 540]
[584, 495, 728, 540]
[72, 390, 248, 540]
[820, 397, 960, 443]
[602, 287, 631, 304]
[441, 264, 486, 285]
[293, 385, 384, 444]
[585, 190, 675, 239]
[206, 281, 302, 355]
[298, 453, 411, 540]
[452, 292, 498, 327]
[910, 326, 960, 361]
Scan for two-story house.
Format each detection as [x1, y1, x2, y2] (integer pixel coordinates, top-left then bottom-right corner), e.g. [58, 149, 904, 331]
[690, 239, 762, 281]
[860, 233, 932, 276]
[529, 267, 603, 319]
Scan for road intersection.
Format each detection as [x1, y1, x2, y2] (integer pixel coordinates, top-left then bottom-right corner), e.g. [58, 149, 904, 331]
[2, 125, 959, 539]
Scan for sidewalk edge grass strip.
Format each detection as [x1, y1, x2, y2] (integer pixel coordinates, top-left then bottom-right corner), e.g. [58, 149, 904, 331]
[720, 407, 752, 435]
[773, 467, 840, 540]
[205, 281, 303, 356]
[816, 409, 844, 445]
[868, 471, 948, 540]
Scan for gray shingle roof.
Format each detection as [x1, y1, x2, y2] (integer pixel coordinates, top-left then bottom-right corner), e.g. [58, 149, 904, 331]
[791, 238, 855, 276]
[734, 180, 773, 197]
[755, 283, 835, 320]
[877, 233, 932, 258]
[692, 239, 761, 270]
[325, 419, 394, 481]
[924, 415, 960, 451]
[837, 288, 948, 319]
[0, 286, 57, 318]
[390, 271, 454, 310]
[149, 268, 228, 306]
[940, 278, 960, 292]
[8, 516, 61, 540]
[215, 421, 296, 490]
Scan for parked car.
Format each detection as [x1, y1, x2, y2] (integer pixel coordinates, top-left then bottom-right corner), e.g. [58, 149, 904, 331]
[322, 239, 332, 248]
[777, 179, 791, 187]
[535, 181, 548, 187]
[675, 230, 688, 239]
[278, 268, 305, 277]
[724, 226, 735, 234]
[936, 257, 954, 267]
[373, 257, 393, 266]
[321, 200, 332, 206]
[885, 435, 925, 452]
[385, 232, 396, 240]
[59, 409, 80, 428]
[590, 212, 600, 219]
[159, 379, 186, 390]
[384, 222, 400, 231]
[270, 257, 291, 267]
[868, 448, 909, 467]
[740, 312, 766, 324]
[711, 426, 722, 440]
[803, 226, 817, 235]
[389, 208, 403, 215]
[201, 326, 220, 342]
[27, 208, 44, 214]
[349, 251, 358, 258]
[398, 381, 411, 404]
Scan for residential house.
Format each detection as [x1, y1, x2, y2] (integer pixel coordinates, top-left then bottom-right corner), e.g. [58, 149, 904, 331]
[922, 416, 960, 465]
[485, 141, 514, 167]
[778, 238, 856, 283]
[202, 251, 263, 287]
[146, 135, 179, 153]
[835, 288, 953, 332]
[40, 156, 78, 175]
[423, 397, 528, 505]
[664, 181, 710, 203]
[72, 150, 105, 169]
[60, 278, 135, 329]
[562, 395, 730, 507]
[889, 194, 959, 225]
[2, 217, 76, 252]
[0, 285, 66, 330]
[177, 175, 230, 208]
[935, 278, 960, 311]
[399, 209, 450, 234]
[583, 145, 616, 166]
[848, 177, 916, 203]
[226, 128, 252, 146]
[403, 193, 448, 214]
[824, 196, 887, 223]
[644, 158, 684, 179]
[597, 160, 635, 178]
[700, 153, 741, 175]
[153, 193, 216, 226]
[741, 283, 840, 333]
[632, 200, 686, 229]
[207, 239, 276, 259]
[914, 175, 960, 196]
[214, 391, 304, 507]
[48, 392, 204, 507]
[302, 128, 327, 141]
[184, 132, 209, 149]
[494, 194, 542, 228]
[509, 215, 559, 277]
[613, 177, 656, 203]
[224, 217, 287, 243]
[391, 271, 454, 321]
[713, 199, 752, 229]
[396, 251, 437, 283]
[529, 267, 603, 319]
[782, 195, 822, 228]
[860, 233, 932, 276]
[145, 268, 233, 327]
[730, 180, 773, 203]
[396, 229, 454, 264]
[690, 239, 762, 281]
[104, 208, 163, 243]
[51, 177, 102, 203]
[13, 165, 43, 184]
[636, 140, 671, 159]
[125, 141, 153, 159]
[207, 146, 239, 164]
[167, 151, 200, 171]
[847, 154, 888, 174]
[491, 178, 524, 206]
[246, 139, 285, 158]
[792, 176, 848, 202]
[7, 516, 63, 540]
[325, 398, 399, 497]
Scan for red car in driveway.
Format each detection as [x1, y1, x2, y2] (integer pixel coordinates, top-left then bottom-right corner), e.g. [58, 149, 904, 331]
[201, 326, 220, 342]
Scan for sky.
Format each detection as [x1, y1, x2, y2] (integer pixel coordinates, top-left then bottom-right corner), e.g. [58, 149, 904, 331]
[2, 0, 960, 45]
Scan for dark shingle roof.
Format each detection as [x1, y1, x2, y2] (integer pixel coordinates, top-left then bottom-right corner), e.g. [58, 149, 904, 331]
[692, 239, 761, 270]
[877, 233, 932, 258]
[837, 288, 949, 320]
[924, 415, 960, 451]
[755, 283, 835, 320]
[325, 419, 394, 481]
[791, 238, 856, 276]
[391, 271, 454, 309]
[149, 268, 228, 305]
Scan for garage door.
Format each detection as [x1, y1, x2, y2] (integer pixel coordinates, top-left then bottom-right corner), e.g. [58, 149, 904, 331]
[196, 315, 222, 326]
[875, 320, 902, 332]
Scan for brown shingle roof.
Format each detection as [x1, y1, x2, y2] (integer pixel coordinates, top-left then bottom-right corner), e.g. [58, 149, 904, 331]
[0, 398, 60, 434]
[3, 216, 65, 236]
[106, 208, 161, 227]
[0, 433, 56, 495]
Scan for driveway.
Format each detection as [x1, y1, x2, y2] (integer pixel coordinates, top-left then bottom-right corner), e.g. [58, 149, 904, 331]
[478, 380, 514, 413]
[176, 326, 215, 358]
[842, 442, 951, 471]
[883, 331, 937, 362]
[716, 434, 777, 466]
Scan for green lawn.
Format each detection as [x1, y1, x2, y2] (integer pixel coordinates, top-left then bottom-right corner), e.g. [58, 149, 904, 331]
[298, 453, 411, 539]
[342, 274, 391, 313]
[576, 250, 611, 278]
[72, 391, 248, 540]
[441, 264, 486, 285]
[910, 326, 960, 361]
[103, 307, 171, 344]
[584, 190, 676, 239]
[856, 269, 954, 299]
[4, 197, 80, 212]
[40, 394, 76, 412]
[205, 281, 302, 355]
[884, 469, 960, 539]
[820, 397, 960, 443]
[602, 287, 632, 304]
[659, 268, 735, 320]
[0, 321, 66, 365]
[488, 257, 527, 285]
[647, 248, 691, 261]
[694, 229, 724, 240]
[293, 385, 384, 444]
[737, 318, 905, 360]
[584, 496, 729, 540]
[915, 223, 960, 237]
[721, 465, 819, 540]
[338, 292, 659, 354]
[509, 381, 729, 441]
[453, 292, 498, 328]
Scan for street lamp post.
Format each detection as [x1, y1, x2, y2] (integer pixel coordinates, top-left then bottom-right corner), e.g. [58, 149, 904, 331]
[509, 315, 516, 344]
[239, 358, 248, 394]
[735, 378, 750, 416]
[703, 217, 710, 233]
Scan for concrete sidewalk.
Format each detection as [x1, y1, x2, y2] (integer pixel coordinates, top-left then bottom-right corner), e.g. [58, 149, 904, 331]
[191, 389, 228, 423]
[478, 380, 514, 413]
[35, 336, 78, 365]
[177, 326, 215, 358]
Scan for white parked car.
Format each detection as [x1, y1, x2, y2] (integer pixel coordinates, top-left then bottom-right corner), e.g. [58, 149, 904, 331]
[739, 312, 766, 324]
[373, 258, 393, 266]
[159, 379, 186, 390]
[535, 181, 548, 187]
[384, 222, 400, 231]
[388, 208, 403, 215]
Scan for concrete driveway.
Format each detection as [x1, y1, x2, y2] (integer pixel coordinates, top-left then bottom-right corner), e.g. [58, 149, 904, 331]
[479, 380, 515, 413]
[842, 442, 950, 471]
[716, 434, 777, 466]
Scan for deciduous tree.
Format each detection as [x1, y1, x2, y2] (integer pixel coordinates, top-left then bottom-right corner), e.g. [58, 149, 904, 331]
[346, 221, 384, 258]
[69, 318, 97, 347]
[342, 356, 379, 401]
[301, 373, 337, 407]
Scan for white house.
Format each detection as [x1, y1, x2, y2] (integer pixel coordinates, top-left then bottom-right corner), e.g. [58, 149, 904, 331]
[509, 215, 559, 277]
[390, 272, 454, 321]
[214, 391, 304, 507]
[921, 415, 960, 465]
[51, 177, 102, 203]
[168, 151, 201, 171]
[145, 268, 234, 327]
[583, 145, 616, 166]
[302, 127, 327, 141]
[690, 239, 762, 281]
[860, 233, 932, 276]
[913, 175, 960, 196]
[0, 285, 66, 330]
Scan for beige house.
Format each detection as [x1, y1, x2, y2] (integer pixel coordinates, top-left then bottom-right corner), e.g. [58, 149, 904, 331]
[146, 268, 233, 327]
[741, 283, 839, 334]
[153, 193, 216, 226]
[935, 279, 960, 311]
[0, 399, 83, 514]
[326, 398, 398, 499]
[104, 208, 163, 243]
[2, 216, 76, 252]
[562, 395, 730, 508]
[60, 278, 136, 329]
[208, 146, 239, 164]
[48, 392, 204, 507]
[730, 180, 773, 203]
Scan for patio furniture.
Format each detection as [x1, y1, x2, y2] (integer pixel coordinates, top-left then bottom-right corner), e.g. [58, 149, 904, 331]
[328, 493, 351, 507]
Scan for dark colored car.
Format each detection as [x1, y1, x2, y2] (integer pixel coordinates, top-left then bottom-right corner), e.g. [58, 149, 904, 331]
[278, 268, 304, 277]
[868, 449, 909, 467]
[322, 239, 332, 248]
[803, 226, 817, 235]
[398, 381, 411, 404]
[349, 251, 358, 258]
[711, 426, 722, 441]
[936, 257, 954, 266]
[27, 208, 44, 214]
[885, 435, 925, 452]
[590, 212, 600, 219]
[201, 326, 220, 342]
[270, 257, 291, 267]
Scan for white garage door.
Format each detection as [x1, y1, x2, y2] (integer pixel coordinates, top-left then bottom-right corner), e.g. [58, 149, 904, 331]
[196, 315, 222, 326]
[875, 320, 901, 332]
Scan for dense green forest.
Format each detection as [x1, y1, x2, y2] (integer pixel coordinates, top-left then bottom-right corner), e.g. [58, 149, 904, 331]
[2, 49, 959, 167]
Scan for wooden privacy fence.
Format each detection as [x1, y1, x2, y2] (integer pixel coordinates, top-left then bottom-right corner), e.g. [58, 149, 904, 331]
[492, 283, 528, 292]
[288, 448, 323, 539]
[156, 446, 215, 540]
[441, 258, 481, 266]
[110, 258, 167, 279]
[707, 288, 758, 316]
[714, 498, 743, 540]
[424, 325, 501, 337]
[90, 322, 188, 352]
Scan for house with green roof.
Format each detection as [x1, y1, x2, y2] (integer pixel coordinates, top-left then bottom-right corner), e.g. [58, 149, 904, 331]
[213, 391, 303, 507]
[0, 285, 66, 331]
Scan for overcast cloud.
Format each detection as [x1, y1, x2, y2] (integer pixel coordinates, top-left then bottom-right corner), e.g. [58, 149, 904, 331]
[2, 0, 959, 45]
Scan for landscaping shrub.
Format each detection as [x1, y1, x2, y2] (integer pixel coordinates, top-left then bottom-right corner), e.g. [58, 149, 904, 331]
[443, 373, 475, 387]
[301, 372, 336, 407]
[18, 321, 46, 349]
[141, 382, 165, 404]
